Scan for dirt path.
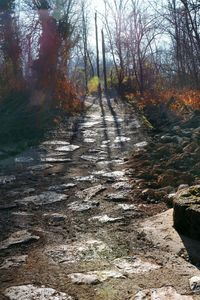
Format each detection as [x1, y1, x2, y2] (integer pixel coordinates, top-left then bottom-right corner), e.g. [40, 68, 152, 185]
[0, 96, 199, 300]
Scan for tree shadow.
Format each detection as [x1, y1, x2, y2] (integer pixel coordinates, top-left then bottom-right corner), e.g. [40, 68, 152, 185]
[105, 93, 125, 150]
[98, 94, 112, 162]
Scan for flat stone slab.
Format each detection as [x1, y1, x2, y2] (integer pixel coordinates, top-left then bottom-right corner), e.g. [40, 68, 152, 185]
[48, 183, 76, 191]
[45, 152, 71, 157]
[68, 273, 100, 285]
[118, 204, 136, 211]
[112, 181, 132, 190]
[0, 203, 18, 210]
[80, 155, 99, 162]
[114, 136, 131, 143]
[43, 213, 66, 225]
[0, 255, 28, 269]
[81, 121, 101, 128]
[42, 140, 70, 146]
[113, 257, 160, 274]
[73, 175, 98, 183]
[3, 285, 73, 300]
[76, 184, 106, 201]
[105, 116, 123, 122]
[132, 286, 193, 300]
[15, 157, 34, 163]
[103, 171, 126, 179]
[28, 164, 53, 171]
[92, 170, 126, 180]
[55, 145, 80, 152]
[68, 201, 99, 212]
[0, 175, 16, 185]
[84, 138, 95, 143]
[69, 254, 162, 284]
[11, 212, 34, 217]
[102, 140, 110, 145]
[45, 239, 111, 264]
[68, 270, 125, 284]
[15, 192, 68, 206]
[83, 130, 98, 138]
[97, 159, 125, 166]
[134, 141, 148, 148]
[106, 192, 129, 202]
[0, 230, 40, 250]
[40, 157, 71, 163]
[89, 214, 124, 223]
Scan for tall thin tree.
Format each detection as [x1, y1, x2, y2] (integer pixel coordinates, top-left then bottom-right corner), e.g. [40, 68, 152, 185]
[101, 29, 107, 94]
[95, 12, 101, 96]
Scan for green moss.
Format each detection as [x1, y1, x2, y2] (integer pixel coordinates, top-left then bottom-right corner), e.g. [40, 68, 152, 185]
[189, 186, 200, 196]
[142, 115, 154, 129]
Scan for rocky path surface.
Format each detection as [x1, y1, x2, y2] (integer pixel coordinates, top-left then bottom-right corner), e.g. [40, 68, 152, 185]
[0, 96, 200, 300]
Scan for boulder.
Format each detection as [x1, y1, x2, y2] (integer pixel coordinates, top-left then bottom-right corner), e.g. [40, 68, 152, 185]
[173, 185, 200, 240]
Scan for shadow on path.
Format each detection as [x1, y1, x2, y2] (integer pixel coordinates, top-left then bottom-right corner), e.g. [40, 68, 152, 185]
[105, 94, 124, 149]
[98, 95, 112, 162]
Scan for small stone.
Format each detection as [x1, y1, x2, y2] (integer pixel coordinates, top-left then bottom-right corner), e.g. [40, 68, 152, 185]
[189, 276, 200, 293]
[0, 230, 40, 250]
[3, 285, 73, 300]
[0, 175, 16, 185]
[89, 214, 124, 223]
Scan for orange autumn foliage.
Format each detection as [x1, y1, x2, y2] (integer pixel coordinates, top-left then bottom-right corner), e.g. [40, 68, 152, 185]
[54, 76, 82, 113]
[127, 89, 200, 116]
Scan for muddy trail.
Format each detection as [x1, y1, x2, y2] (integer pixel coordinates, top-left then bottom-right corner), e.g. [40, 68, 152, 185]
[0, 96, 200, 300]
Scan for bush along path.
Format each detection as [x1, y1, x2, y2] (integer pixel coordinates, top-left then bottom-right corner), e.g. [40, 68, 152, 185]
[0, 96, 200, 300]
